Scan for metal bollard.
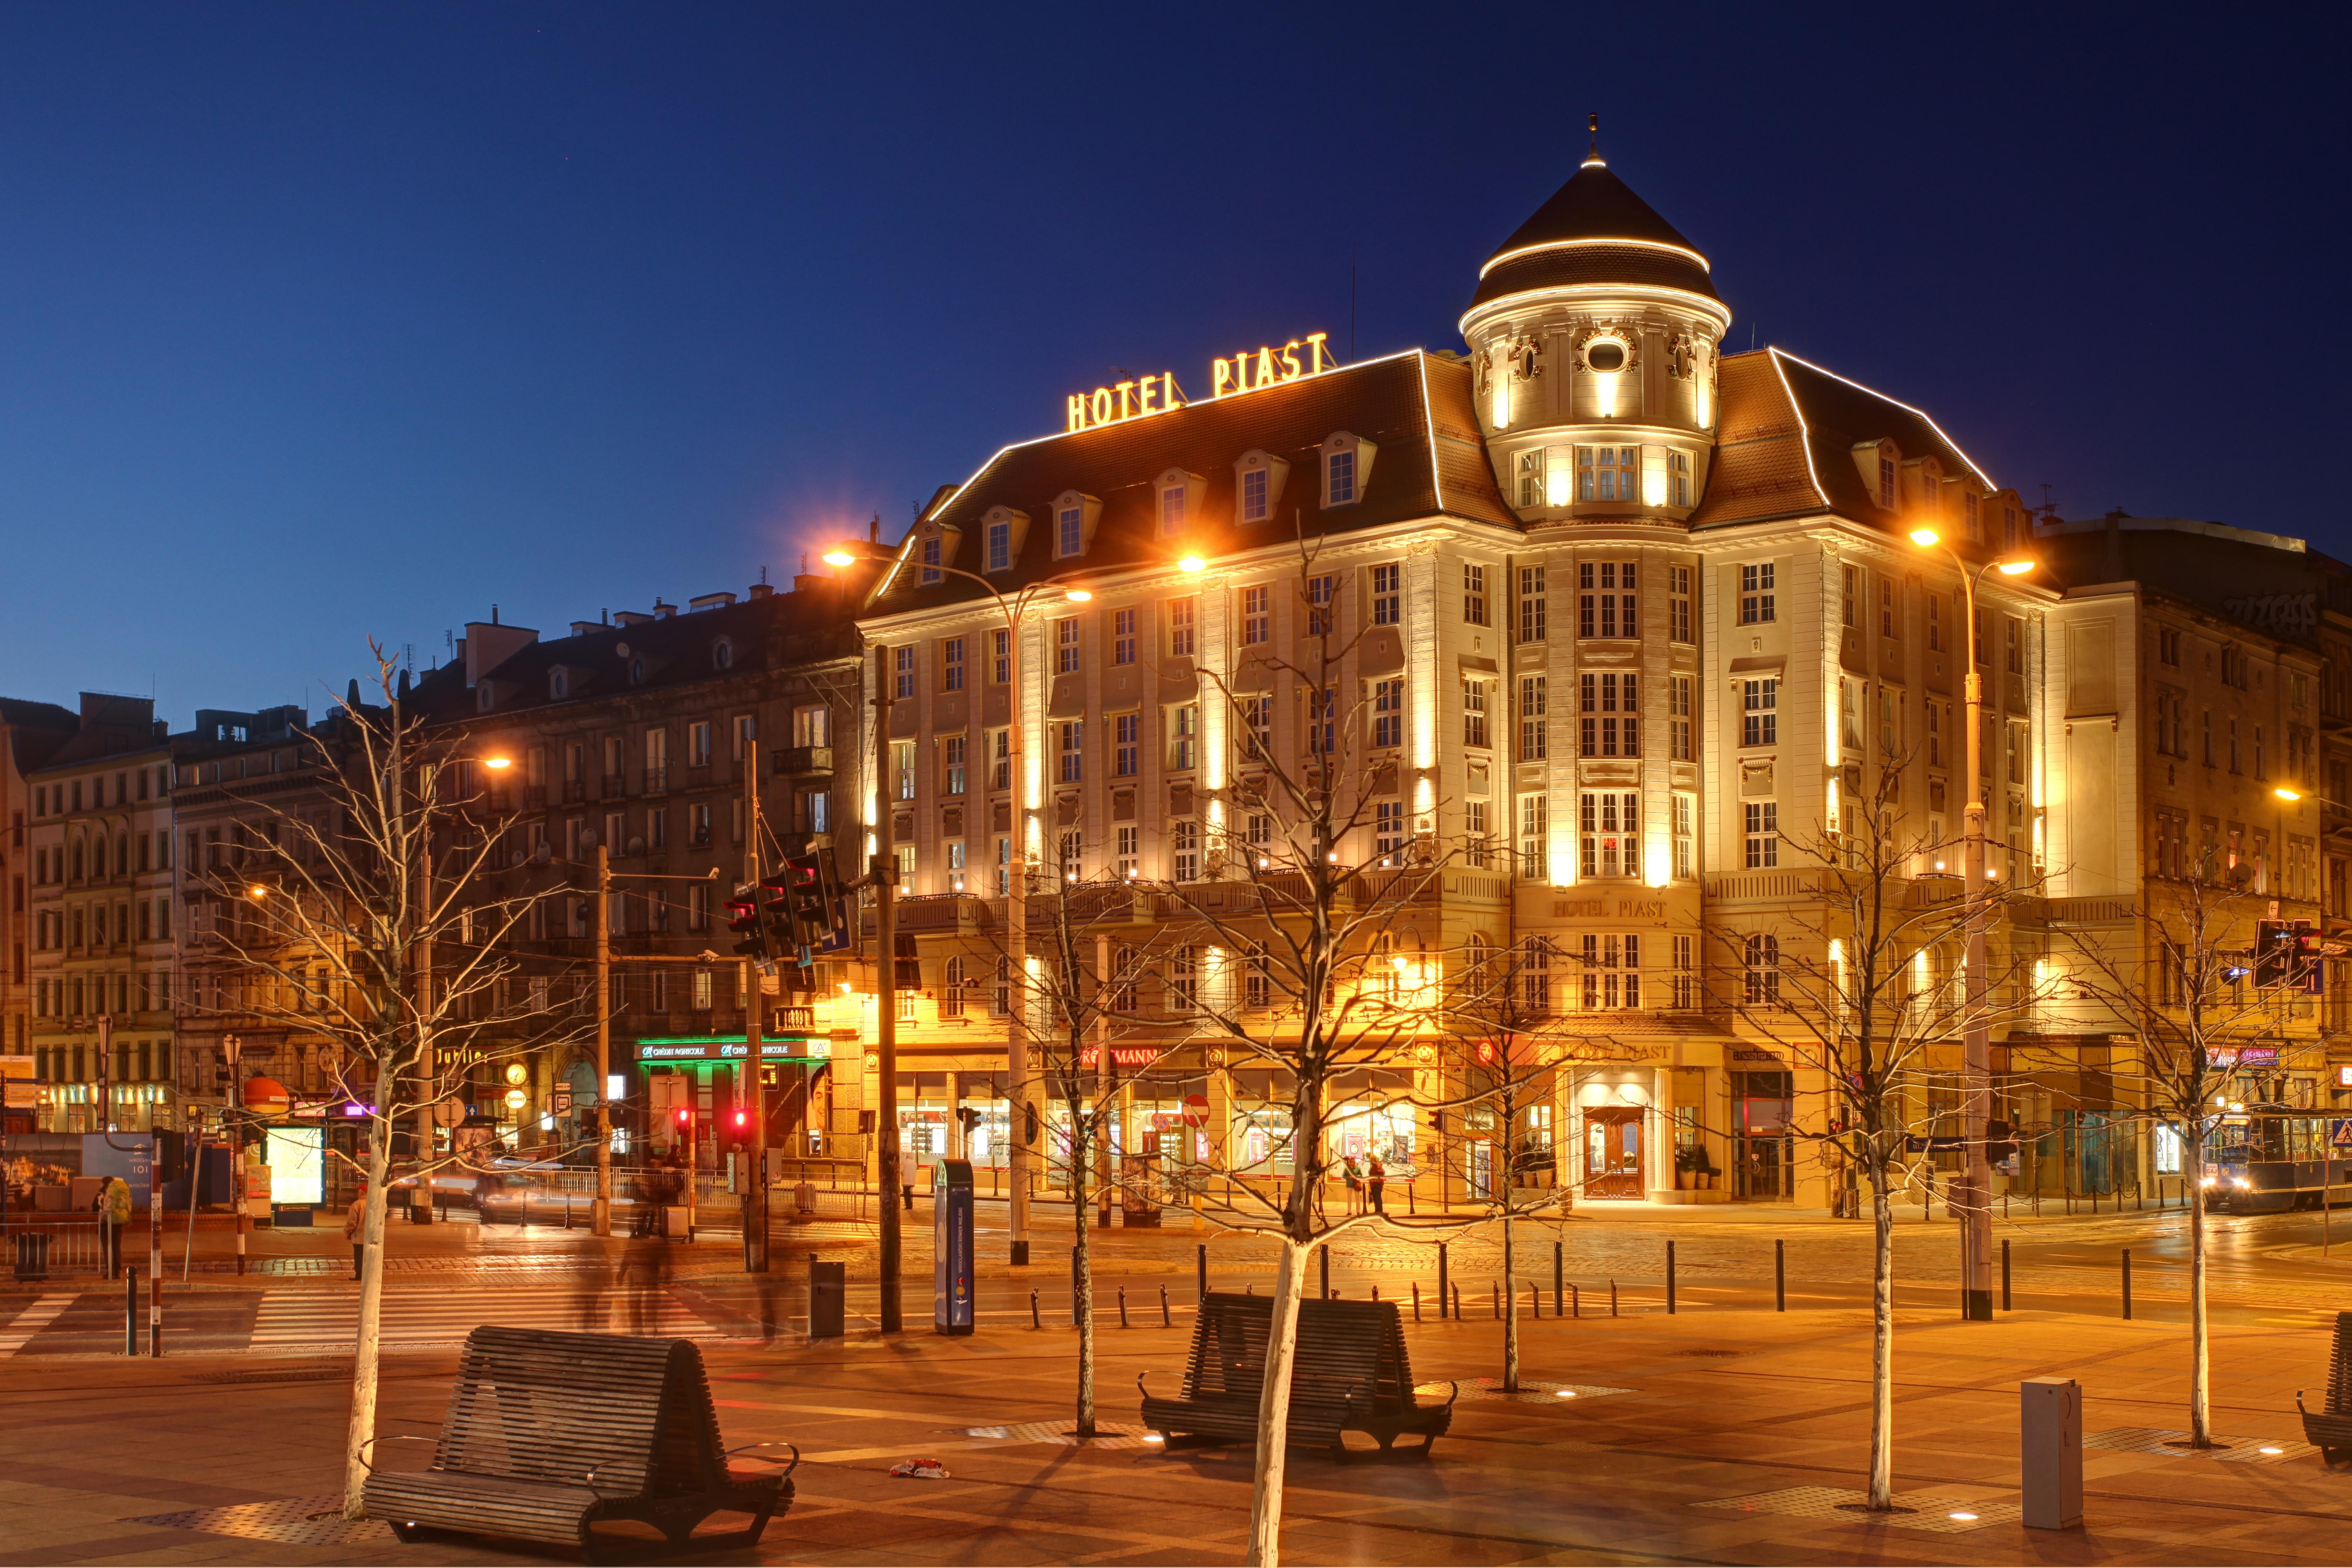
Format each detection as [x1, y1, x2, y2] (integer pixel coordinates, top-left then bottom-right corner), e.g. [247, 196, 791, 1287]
[1452, 1282, 1461, 1318]
[1160, 1284, 1170, 1326]
[1530, 1282, 1540, 1320]
[1119, 1287, 1129, 1328]
[1370, 1284, 1379, 1302]
[1319, 1245, 1330, 1301]
[1438, 1242, 1449, 1319]
[1197, 1241, 1207, 1305]
[2002, 1238, 2012, 1311]
[125, 1267, 139, 1356]
[1775, 1238, 1785, 1312]
[1554, 1240, 1564, 1317]
[2122, 1249, 2132, 1320]
[1571, 1282, 1579, 1319]
[1031, 1289, 1041, 1329]
[1610, 1279, 1618, 1318]
[1491, 1281, 1500, 1319]
[1666, 1240, 1676, 1315]
[1411, 1281, 1421, 1321]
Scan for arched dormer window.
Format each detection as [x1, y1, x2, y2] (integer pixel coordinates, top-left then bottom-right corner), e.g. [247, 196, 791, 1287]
[1050, 490, 1101, 559]
[712, 637, 734, 672]
[980, 506, 1029, 574]
[1155, 469, 1204, 539]
[1317, 432, 1378, 510]
[1233, 451, 1290, 525]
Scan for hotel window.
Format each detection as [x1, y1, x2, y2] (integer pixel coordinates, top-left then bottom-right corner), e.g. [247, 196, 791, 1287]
[989, 728, 1010, 791]
[1578, 672, 1639, 757]
[1463, 563, 1488, 625]
[1879, 579, 1896, 638]
[1169, 597, 1197, 658]
[1055, 617, 1080, 674]
[1927, 701, 1943, 767]
[943, 735, 967, 796]
[1744, 801, 1779, 869]
[1374, 679, 1404, 750]
[2004, 503, 2022, 551]
[1576, 445, 1638, 501]
[1371, 564, 1400, 627]
[986, 518, 1011, 572]
[1114, 713, 1140, 776]
[1974, 608, 1991, 666]
[894, 645, 916, 700]
[1740, 562, 1776, 624]
[1160, 482, 1186, 536]
[2006, 616, 2024, 674]
[1578, 934, 1641, 1011]
[1168, 946, 1199, 1012]
[1671, 674, 1693, 760]
[1057, 722, 1083, 784]
[1517, 566, 1546, 642]
[1521, 936, 1553, 1013]
[1463, 799, 1491, 867]
[2256, 724, 2267, 779]
[1377, 799, 1407, 865]
[1668, 565, 1691, 643]
[893, 740, 916, 802]
[1240, 466, 1269, 523]
[1059, 829, 1082, 880]
[1579, 790, 1639, 878]
[2011, 721, 2028, 784]
[1116, 825, 1139, 879]
[1516, 448, 1544, 508]
[985, 628, 1008, 685]
[921, 535, 943, 584]
[1744, 934, 1780, 1003]
[1841, 565, 1859, 628]
[1880, 687, 1899, 756]
[1518, 676, 1546, 761]
[1247, 812, 1272, 854]
[1305, 687, 1335, 755]
[1241, 586, 1269, 645]
[1169, 705, 1198, 771]
[1965, 491, 1983, 543]
[1741, 678, 1777, 747]
[1172, 821, 1201, 882]
[1243, 694, 1272, 759]
[1326, 448, 1357, 505]
[1577, 561, 1637, 638]
[1673, 933, 1697, 1008]
[1462, 679, 1489, 748]
[942, 637, 964, 692]
[1673, 792, 1694, 879]
[1307, 574, 1336, 636]
[1057, 505, 1083, 558]
[1667, 449, 1691, 506]
[1517, 794, 1546, 879]
[1926, 593, 1944, 652]
[1877, 456, 1896, 510]
[1111, 608, 1137, 665]
[1245, 942, 1271, 1009]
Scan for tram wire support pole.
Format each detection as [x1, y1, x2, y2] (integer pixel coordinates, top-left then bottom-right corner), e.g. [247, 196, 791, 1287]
[1774, 1238, 1785, 1312]
[2122, 1248, 2132, 1320]
[1553, 1240, 1564, 1317]
[1666, 1239, 1676, 1315]
[872, 644, 903, 1334]
[2001, 1237, 2012, 1311]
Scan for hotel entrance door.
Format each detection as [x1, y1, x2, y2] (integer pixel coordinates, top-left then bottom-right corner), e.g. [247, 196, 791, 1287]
[1583, 1108, 1644, 1199]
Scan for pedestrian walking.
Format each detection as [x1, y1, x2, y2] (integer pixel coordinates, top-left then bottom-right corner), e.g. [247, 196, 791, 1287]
[1342, 1156, 1364, 1216]
[97, 1176, 130, 1278]
[1367, 1153, 1387, 1216]
[344, 1183, 369, 1280]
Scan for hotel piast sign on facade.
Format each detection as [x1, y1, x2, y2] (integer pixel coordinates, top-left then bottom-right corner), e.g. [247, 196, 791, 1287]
[1063, 333, 1338, 432]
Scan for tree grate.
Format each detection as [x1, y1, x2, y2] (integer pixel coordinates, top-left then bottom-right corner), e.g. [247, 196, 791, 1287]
[1421, 1377, 1632, 1402]
[1696, 1485, 2020, 1533]
[2084, 1426, 2311, 1462]
[126, 1495, 392, 1546]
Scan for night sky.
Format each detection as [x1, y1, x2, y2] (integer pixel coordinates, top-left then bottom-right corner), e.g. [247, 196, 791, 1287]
[1, 3, 2341, 722]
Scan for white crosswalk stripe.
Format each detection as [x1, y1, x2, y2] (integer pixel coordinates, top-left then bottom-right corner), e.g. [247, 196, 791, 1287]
[0, 1294, 77, 1357]
[249, 1282, 716, 1349]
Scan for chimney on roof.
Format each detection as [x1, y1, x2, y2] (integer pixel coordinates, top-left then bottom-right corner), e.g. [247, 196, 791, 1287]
[491, 604, 500, 625]
[689, 592, 737, 613]
[652, 599, 677, 619]
[2104, 508, 2128, 581]
[748, 583, 774, 601]
[464, 616, 539, 689]
[869, 514, 879, 544]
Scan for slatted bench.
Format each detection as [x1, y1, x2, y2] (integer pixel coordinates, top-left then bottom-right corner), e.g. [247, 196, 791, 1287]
[362, 1326, 793, 1562]
[2298, 1310, 2352, 1466]
[1139, 1292, 1454, 1459]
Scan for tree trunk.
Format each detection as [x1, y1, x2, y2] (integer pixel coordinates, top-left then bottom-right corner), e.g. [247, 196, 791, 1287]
[1501, 1211, 1519, 1393]
[1247, 1238, 1308, 1568]
[343, 1091, 395, 1519]
[2187, 1130, 2211, 1446]
[1867, 1160, 1895, 1511]
[1072, 1104, 1096, 1438]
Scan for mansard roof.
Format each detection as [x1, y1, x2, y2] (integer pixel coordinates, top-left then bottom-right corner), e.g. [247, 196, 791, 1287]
[877, 351, 1515, 613]
[1692, 348, 1997, 531]
[1469, 159, 1719, 312]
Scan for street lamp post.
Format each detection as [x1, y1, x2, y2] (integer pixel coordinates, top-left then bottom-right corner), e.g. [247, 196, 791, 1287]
[1911, 529, 2034, 1323]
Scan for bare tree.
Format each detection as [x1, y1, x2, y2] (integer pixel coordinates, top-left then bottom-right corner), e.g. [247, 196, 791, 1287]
[2043, 860, 2305, 1447]
[193, 648, 588, 1517]
[1712, 766, 2037, 1510]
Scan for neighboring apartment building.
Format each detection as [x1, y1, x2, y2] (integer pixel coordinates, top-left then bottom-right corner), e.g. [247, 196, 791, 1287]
[0, 699, 77, 1103]
[24, 694, 179, 1134]
[405, 578, 867, 1170]
[850, 143, 2060, 1209]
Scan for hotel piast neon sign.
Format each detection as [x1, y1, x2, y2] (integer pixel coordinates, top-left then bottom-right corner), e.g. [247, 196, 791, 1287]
[1064, 332, 1338, 433]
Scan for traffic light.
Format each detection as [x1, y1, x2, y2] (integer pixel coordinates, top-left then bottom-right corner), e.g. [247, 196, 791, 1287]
[764, 847, 854, 965]
[2295, 920, 2328, 995]
[727, 886, 771, 961]
[2254, 919, 2295, 988]
[674, 1107, 691, 1130]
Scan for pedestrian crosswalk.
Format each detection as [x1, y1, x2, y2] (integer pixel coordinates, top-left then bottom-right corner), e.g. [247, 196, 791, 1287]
[248, 1282, 717, 1350]
[0, 1294, 77, 1356]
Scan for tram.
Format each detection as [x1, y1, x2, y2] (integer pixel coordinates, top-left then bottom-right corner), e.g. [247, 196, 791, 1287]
[2202, 1106, 2352, 1213]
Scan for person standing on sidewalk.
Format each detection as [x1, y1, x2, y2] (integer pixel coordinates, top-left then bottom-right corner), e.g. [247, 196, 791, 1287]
[344, 1183, 369, 1279]
[1342, 1155, 1363, 1216]
[97, 1176, 130, 1278]
[1366, 1153, 1387, 1216]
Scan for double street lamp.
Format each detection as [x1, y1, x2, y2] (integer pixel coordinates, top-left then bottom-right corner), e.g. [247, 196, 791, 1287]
[1908, 528, 2034, 1322]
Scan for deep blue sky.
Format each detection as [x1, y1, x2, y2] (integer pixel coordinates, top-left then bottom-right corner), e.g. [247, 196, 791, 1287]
[1, 3, 2342, 723]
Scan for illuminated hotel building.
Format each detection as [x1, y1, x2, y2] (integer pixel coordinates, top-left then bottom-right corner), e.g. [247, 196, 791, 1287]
[855, 143, 2061, 1209]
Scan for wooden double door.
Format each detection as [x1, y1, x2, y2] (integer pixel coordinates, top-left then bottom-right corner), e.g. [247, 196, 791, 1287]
[1583, 1108, 1645, 1199]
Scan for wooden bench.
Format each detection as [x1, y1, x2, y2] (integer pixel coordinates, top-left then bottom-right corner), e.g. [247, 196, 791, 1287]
[362, 1326, 793, 1561]
[2298, 1310, 2352, 1466]
[1138, 1292, 1454, 1459]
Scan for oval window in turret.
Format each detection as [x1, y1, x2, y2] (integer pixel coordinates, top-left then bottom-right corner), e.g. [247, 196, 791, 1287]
[1584, 338, 1628, 373]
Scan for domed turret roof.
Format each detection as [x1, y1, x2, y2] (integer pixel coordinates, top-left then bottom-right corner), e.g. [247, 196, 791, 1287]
[1467, 135, 1719, 313]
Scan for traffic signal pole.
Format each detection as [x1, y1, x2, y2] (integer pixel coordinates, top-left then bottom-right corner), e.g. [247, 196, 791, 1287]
[743, 740, 769, 1273]
[592, 844, 613, 1236]
[872, 645, 903, 1332]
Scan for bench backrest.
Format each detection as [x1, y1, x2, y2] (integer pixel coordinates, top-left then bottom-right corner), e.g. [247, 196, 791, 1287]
[2330, 1312, 2352, 1416]
[1182, 1293, 1413, 1410]
[433, 1327, 724, 1497]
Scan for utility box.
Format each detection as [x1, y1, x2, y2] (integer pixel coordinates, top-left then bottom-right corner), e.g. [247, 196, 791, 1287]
[934, 1159, 974, 1336]
[2020, 1377, 2084, 1530]
[808, 1257, 846, 1339]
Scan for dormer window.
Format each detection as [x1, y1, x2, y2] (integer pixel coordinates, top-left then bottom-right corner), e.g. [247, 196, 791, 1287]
[1577, 445, 1638, 502]
[550, 668, 569, 700]
[921, 536, 943, 584]
[987, 518, 1010, 571]
[1317, 433, 1376, 510]
[979, 506, 1029, 574]
[712, 638, 734, 671]
[1161, 485, 1186, 533]
[1667, 450, 1692, 507]
[1232, 451, 1289, 524]
[1880, 457, 1896, 510]
[628, 657, 646, 685]
[1057, 505, 1081, 557]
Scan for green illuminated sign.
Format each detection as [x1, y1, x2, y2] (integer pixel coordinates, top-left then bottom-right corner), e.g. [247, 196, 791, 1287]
[633, 1035, 827, 1065]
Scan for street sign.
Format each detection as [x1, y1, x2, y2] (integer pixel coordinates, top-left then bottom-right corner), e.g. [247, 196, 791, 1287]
[2331, 1119, 2352, 1150]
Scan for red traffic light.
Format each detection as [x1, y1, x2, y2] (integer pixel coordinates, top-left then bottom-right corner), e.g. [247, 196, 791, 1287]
[675, 1107, 691, 1126]
[732, 1109, 748, 1130]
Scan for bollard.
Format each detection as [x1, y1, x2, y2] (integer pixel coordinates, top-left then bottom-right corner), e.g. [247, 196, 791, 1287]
[809, 1256, 846, 1338]
[2020, 1378, 2084, 1529]
[1319, 1245, 1330, 1302]
[1160, 1284, 1171, 1326]
[1412, 1281, 1421, 1321]
[125, 1266, 139, 1356]
[1610, 1279, 1618, 1318]
[1666, 1240, 1676, 1315]
[2122, 1249, 2132, 1320]
[1437, 1242, 1449, 1319]
[1775, 1238, 1785, 1312]
[1119, 1287, 1129, 1329]
[1530, 1282, 1540, 1320]
[2002, 1237, 2012, 1311]
[1491, 1281, 1500, 1319]
[1031, 1289, 1041, 1330]
[1554, 1240, 1564, 1317]
[1452, 1282, 1461, 1318]
[564, 1197, 572, 1230]
[1407, 1181, 1416, 1215]
[1370, 1284, 1380, 1302]
[1571, 1282, 1580, 1319]
[1197, 1241, 1207, 1305]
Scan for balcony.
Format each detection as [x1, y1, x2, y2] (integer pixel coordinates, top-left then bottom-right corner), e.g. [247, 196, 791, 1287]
[601, 774, 626, 799]
[776, 745, 834, 777]
[564, 779, 587, 804]
[862, 894, 992, 936]
[644, 766, 668, 795]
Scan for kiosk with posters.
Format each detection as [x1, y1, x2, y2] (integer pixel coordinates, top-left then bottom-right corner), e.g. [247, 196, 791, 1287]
[934, 1158, 973, 1336]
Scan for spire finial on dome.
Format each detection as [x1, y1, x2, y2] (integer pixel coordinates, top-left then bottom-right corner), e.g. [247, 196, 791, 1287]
[1583, 112, 1603, 167]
